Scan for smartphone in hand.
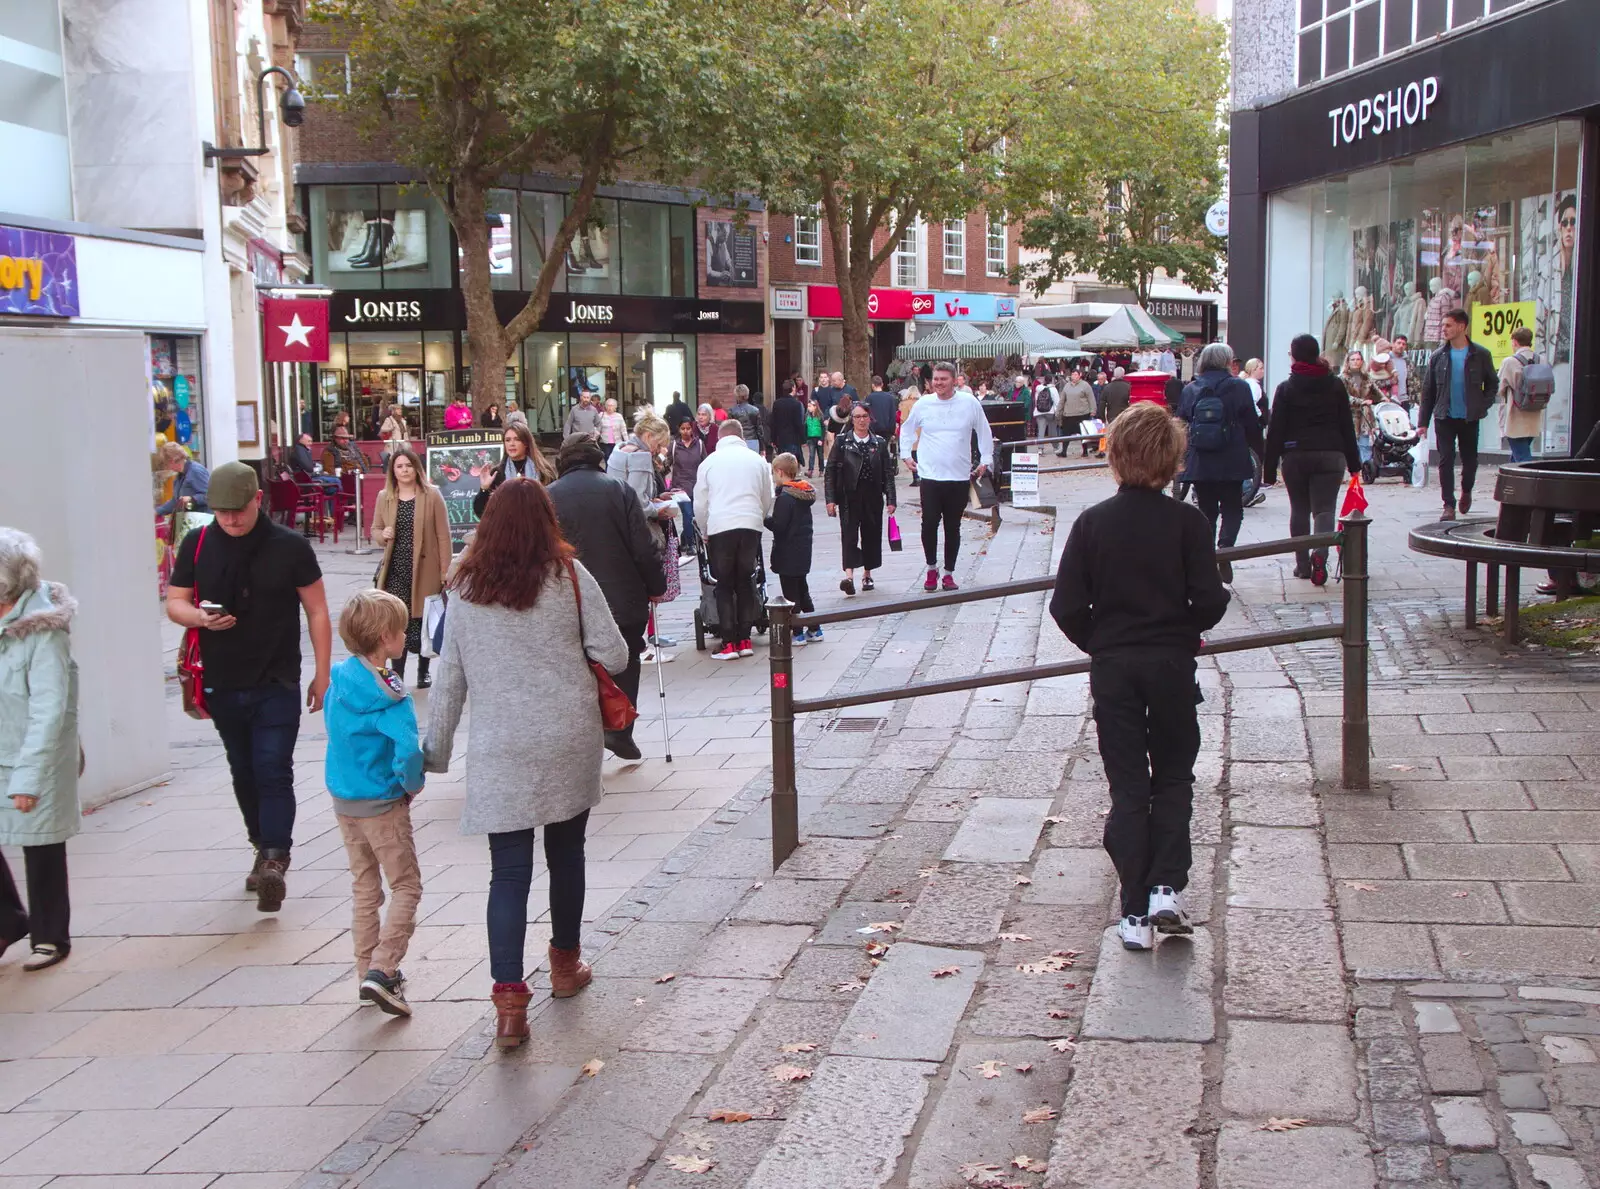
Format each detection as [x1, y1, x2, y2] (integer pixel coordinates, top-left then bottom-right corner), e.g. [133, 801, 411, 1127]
[199, 601, 227, 615]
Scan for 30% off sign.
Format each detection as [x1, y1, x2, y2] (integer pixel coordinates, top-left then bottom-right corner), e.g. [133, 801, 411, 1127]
[1475, 301, 1536, 365]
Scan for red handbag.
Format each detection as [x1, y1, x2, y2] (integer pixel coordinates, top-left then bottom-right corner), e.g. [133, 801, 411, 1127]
[565, 560, 639, 731]
[177, 527, 209, 720]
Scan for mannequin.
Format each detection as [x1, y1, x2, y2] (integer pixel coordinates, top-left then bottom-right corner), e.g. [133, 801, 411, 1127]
[1323, 291, 1350, 358]
[1466, 269, 1493, 317]
[1391, 280, 1427, 343]
[1424, 277, 1457, 345]
[1349, 286, 1376, 347]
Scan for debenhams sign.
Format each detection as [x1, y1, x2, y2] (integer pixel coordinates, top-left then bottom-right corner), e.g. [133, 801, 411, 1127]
[1327, 76, 1439, 148]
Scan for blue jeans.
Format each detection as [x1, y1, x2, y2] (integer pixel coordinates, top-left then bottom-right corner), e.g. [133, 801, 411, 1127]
[806, 440, 824, 472]
[1357, 433, 1372, 464]
[675, 494, 697, 552]
[207, 684, 302, 851]
[1508, 436, 1535, 463]
[487, 810, 589, 983]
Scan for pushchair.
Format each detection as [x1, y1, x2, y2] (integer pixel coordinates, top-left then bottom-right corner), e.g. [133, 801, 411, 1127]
[1364, 399, 1425, 486]
[692, 535, 771, 651]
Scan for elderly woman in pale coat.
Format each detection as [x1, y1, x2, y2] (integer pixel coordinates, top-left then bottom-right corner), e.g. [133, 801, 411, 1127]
[0, 528, 80, 971]
[423, 479, 626, 1050]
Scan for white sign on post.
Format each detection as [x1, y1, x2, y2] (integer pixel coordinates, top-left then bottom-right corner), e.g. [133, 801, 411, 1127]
[1011, 452, 1040, 508]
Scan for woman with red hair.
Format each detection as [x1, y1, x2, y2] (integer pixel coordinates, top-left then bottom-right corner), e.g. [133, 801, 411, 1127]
[423, 479, 627, 1049]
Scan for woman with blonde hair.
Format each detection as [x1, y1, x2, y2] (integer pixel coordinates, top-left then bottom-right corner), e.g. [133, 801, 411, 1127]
[372, 447, 450, 687]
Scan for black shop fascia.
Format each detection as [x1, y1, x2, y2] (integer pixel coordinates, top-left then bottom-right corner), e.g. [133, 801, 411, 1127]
[332, 290, 765, 335]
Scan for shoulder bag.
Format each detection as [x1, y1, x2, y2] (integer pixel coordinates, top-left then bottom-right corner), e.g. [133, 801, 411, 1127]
[564, 559, 639, 731]
[177, 526, 210, 720]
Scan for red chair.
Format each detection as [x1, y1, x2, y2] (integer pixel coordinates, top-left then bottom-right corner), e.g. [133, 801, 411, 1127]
[331, 473, 359, 543]
[269, 478, 326, 542]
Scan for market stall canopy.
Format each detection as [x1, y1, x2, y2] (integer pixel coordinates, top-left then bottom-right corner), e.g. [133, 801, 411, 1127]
[1075, 305, 1186, 350]
[952, 318, 1084, 361]
[896, 320, 989, 362]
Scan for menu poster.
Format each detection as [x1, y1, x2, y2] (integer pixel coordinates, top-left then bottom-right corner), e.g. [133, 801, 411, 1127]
[705, 220, 757, 288]
[426, 429, 504, 543]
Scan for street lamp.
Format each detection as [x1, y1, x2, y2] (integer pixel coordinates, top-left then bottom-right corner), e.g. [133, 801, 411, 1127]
[204, 66, 307, 162]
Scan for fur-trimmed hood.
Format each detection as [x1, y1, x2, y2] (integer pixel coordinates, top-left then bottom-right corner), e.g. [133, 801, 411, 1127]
[2, 581, 76, 640]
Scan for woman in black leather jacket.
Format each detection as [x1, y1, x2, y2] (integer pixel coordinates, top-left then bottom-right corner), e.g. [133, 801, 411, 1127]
[824, 404, 897, 595]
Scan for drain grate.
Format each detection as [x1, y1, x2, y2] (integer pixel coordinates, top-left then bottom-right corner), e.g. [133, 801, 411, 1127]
[829, 716, 887, 733]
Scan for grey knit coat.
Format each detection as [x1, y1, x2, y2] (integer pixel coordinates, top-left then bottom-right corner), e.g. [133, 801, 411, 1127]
[422, 560, 628, 835]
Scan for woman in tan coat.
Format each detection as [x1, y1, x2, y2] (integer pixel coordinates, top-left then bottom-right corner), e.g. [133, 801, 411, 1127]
[372, 447, 451, 687]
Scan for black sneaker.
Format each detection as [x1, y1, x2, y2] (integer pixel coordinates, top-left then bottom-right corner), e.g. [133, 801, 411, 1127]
[360, 969, 412, 1017]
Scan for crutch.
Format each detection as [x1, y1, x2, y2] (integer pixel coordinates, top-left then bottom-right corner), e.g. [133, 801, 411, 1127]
[649, 607, 672, 763]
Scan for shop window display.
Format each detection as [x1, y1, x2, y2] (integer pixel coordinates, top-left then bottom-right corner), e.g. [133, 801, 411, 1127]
[566, 197, 619, 295]
[1267, 120, 1582, 454]
[150, 335, 205, 462]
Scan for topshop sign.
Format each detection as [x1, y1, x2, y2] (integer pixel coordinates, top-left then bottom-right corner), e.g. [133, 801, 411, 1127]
[1327, 76, 1439, 147]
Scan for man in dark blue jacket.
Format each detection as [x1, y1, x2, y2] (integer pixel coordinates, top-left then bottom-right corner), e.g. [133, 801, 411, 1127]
[1176, 342, 1264, 583]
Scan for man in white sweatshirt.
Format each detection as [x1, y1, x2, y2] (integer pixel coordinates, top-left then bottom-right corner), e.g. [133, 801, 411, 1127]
[694, 421, 776, 659]
[900, 361, 994, 592]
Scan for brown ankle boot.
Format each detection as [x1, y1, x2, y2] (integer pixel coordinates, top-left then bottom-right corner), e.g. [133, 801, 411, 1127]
[255, 850, 290, 913]
[491, 982, 533, 1048]
[245, 850, 263, 893]
[548, 944, 593, 999]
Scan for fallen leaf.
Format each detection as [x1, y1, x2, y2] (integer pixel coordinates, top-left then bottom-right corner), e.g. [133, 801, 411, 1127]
[771, 1064, 813, 1082]
[779, 1041, 818, 1053]
[1048, 1038, 1077, 1053]
[932, 965, 962, 978]
[656, 972, 677, 983]
[918, 866, 939, 878]
[1014, 1062, 1034, 1073]
[1451, 891, 1470, 898]
[865, 941, 889, 957]
[857, 921, 903, 935]
[1260, 1117, 1309, 1132]
[634, 997, 647, 1006]
[857, 1032, 878, 1040]
[679, 1131, 713, 1151]
[959, 1162, 1005, 1187]
[885, 887, 905, 897]
[1388, 763, 1417, 771]
[582, 1058, 604, 1078]
[707, 1109, 752, 1123]
[976, 1059, 1006, 1079]
[1012, 1155, 1047, 1171]
[1017, 955, 1073, 974]
[998, 932, 1034, 942]
[1043, 815, 1066, 824]
[1344, 882, 1378, 892]
[1052, 950, 1080, 959]
[831, 980, 865, 993]
[1047, 1009, 1072, 1019]
[1015, 875, 1032, 886]
[1022, 1105, 1059, 1124]
[663, 1154, 715, 1173]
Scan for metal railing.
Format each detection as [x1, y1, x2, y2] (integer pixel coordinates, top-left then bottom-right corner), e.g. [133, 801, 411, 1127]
[761, 514, 1371, 867]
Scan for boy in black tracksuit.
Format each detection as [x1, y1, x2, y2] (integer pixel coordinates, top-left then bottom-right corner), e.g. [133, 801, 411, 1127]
[1049, 403, 1229, 951]
[765, 453, 821, 645]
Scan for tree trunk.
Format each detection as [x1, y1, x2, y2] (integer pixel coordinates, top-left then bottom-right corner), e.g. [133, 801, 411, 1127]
[452, 177, 511, 416]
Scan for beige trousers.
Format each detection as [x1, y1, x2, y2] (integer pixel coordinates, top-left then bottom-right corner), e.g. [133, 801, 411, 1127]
[336, 801, 423, 978]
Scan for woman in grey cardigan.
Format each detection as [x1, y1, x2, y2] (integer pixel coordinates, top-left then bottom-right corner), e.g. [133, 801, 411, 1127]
[423, 480, 627, 1048]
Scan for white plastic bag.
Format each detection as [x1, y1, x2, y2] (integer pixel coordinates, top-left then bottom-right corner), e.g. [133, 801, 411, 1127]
[421, 593, 447, 658]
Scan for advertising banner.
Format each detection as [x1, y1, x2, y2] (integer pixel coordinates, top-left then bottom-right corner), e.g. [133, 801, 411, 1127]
[0, 225, 78, 317]
[426, 429, 504, 544]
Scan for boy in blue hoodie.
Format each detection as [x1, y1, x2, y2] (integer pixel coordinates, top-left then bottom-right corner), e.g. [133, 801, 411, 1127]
[326, 590, 425, 1016]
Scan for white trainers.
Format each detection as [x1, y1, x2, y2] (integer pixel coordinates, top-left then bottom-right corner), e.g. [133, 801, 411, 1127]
[1149, 886, 1193, 935]
[1117, 915, 1154, 951]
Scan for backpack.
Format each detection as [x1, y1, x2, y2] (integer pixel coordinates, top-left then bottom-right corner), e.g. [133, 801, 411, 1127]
[1035, 385, 1057, 417]
[1516, 352, 1555, 411]
[1187, 378, 1230, 452]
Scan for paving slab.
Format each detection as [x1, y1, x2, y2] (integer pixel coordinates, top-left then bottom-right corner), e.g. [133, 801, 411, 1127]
[1222, 908, 1346, 1021]
[1226, 827, 1330, 910]
[637, 1119, 787, 1189]
[732, 879, 848, 925]
[900, 866, 1014, 946]
[1334, 879, 1507, 924]
[744, 1057, 937, 1189]
[694, 998, 853, 1120]
[1042, 1041, 1202, 1189]
[941, 798, 1050, 863]
[832, 943, 982, 1062]
[905, 1040, 1073, 1189]
[1080, 928, 1214, 1042]
[1022, 848, 1117, 907]
[622, 977, 772, 1054]
[685, 925, 813, 979]
[1221, 1021, 1358, 1120]
[1214, 1122, 1376, 1189]
[1434, 926, 1600, 980]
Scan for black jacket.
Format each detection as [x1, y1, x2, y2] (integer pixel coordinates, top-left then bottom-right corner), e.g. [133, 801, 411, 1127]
[728, 400, 766, 449]
[1176, 370, 1264, 484]
[770, 395, 807, 448]
[664, 400, 694, 435]
[1050, 486, 1229, 658]
[546, 465, 665, 630]
[1100, 379, 1131, 422]
[823, 433, 897, 508]
[1263, 370, 1362, 483]
[1419, 339, 1497, 427]
[864, 389, 898, 437]
[290, 444, 318, 476]
[765, 481, 816, 575]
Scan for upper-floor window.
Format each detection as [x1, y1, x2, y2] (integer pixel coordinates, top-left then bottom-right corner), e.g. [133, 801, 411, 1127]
[892, 218, 920, 288]
[943, 219, 965, 275]
[1297, 0, 1532, 88]
[295, 51, 351, 96]
[794, 206, 822, 266]
[0, 0, 70, 220]
[1106, 183, 1125, 247]
[986, 220, 1007, 278]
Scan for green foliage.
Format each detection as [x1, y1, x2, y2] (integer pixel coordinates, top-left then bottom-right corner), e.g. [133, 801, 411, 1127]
[1013, 0, 1229, 305]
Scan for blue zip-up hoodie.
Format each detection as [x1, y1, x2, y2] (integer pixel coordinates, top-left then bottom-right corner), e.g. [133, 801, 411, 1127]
[324, 656, 424, 811]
